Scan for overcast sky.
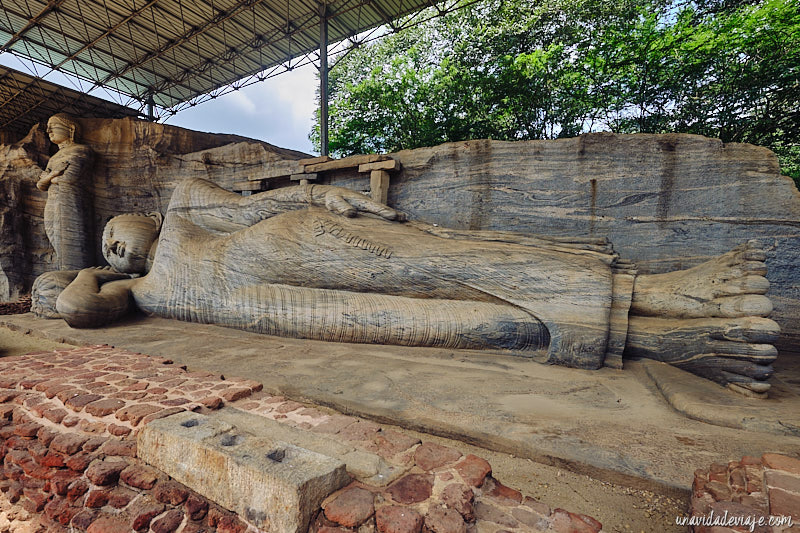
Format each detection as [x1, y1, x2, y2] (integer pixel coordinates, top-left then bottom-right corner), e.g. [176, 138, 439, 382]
[161, 65, 318, 155]
[0, 52, 320, 155]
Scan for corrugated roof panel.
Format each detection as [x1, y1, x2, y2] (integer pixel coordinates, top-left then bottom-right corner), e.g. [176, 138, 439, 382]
[1, 0, 448, 109]
[0, 64, 140, 138]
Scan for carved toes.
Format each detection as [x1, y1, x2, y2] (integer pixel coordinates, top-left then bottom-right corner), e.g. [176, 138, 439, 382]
[710, 317, 781, 343]
[711, 294, 773, 317]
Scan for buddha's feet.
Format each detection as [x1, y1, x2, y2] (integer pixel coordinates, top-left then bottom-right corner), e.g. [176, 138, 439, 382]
[631, 240, 772, 319]
[627, 241, 780, 397]
[625, 316, 779, 397]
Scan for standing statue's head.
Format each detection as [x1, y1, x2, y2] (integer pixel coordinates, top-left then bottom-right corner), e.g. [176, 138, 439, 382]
[46, 113, 80, 147]
[102, 213, 163, 274]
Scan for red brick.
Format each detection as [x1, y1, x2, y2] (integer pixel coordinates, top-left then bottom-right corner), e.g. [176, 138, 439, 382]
[78, 419, 108, 434]
[338, 420, 381, 443]
[706, 480, 732, 501]
[66, 452, 95, 472]
[49, 470, 79, 496]
[86, 458, 128, 486]
[50, 433, 89, 455]
[373, 430, 420, 459]
[37, 428, 59, 448]
[199, 396, 223, 409]
[161, 398, 191, 407]
[512, 506, 551, 529]
[768, 487, 800, 519]
[115, 403, 161, 425]
[414, 442, 462, 472]
[44, 496, 78, 525]
[71, 510, 98, 530]
[424, 507, 466, 533]
[83, 437, 109, 452]
[216, 515, 248, 533]
[551, 509, 602, 533]
[65, 393, 103, 412]
[107, 486, 137, 508]
[42, 407, 67, 424]
[87, 516, 129, 533]
[22, 487, 50, 512]
[154, 479, 190, 505]
[185, 493, 209, 520]
[324, 486, 375, 527]
[39, 451, 66, 468]
[61, 415, 79, 427]
[107, 424, 132, 437]
[386, 474, 434, 505]
[84, 398, 126, 417]
[140, 407, 185, 425]
[7, 481, 22, 502]
[14, 422, 42, 437]
[42, 384, 74, 400]
[151, 509, 184, 533]
[66, 479, 89, 501]
[130, 498, 166, 530]
[763, 454, 800, 476]
[441, 484, 474, 521]
[121, 464, 161, 490]
[85, 489, 109, 508]
[19, 379, 46, 390]
[122, 382, 149, 391]
[376, 505, 423, 533]
[729, 467, 747, 491]
[765, 469, 800, 494]
[5, 434, 30, 450]
[454, 454, 491, 487]
[99, 439, 137, 457]
[484, 477, 523, 505]
[55, 388, 84, 403]
[220, 387, 251, 402]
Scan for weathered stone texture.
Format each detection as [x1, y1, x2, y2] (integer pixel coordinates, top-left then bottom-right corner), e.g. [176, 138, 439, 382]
[377, 136, 800, 349]
[0, 117, 306, 296]
[3, 123, 797, 351]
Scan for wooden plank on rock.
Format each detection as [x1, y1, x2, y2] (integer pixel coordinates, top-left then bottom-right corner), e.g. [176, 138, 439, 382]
[305, 154, 390, 173]
[359, 159, 400, 173]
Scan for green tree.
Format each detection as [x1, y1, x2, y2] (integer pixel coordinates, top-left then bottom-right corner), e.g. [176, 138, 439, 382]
[312, 0, 800, 187]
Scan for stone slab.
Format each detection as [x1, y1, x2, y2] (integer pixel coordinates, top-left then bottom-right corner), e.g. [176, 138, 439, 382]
[138, 410, 349, 533]
[4, 313, 800, 492]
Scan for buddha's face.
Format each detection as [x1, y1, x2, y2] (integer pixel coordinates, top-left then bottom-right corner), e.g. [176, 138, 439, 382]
[46, 119, 70, 145]
[102, 215, 160, 274]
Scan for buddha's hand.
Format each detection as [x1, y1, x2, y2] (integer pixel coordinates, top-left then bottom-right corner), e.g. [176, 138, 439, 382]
[35, 175, 51, 191]
[84, 266, 133, 284]
[312, 185, 406, 221]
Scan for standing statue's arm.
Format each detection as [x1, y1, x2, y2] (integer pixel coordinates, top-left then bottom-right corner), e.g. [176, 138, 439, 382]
[55, 268, 135, 328]
[170, 178, 404, 233]
[36, 160, 70, 191]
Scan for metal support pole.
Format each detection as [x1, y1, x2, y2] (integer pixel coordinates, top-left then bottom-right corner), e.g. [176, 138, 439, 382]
[146, 92, 155, 122]
[319, 3, 329, 156]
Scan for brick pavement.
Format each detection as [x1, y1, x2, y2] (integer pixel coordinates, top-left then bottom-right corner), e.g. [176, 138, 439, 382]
[0, 345, 603, 532]
[689, 454, 800, 532]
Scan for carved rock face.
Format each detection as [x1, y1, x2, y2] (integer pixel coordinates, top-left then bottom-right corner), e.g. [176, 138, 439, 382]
[102, 215, 159, 274]
[46, 122, 70, 146]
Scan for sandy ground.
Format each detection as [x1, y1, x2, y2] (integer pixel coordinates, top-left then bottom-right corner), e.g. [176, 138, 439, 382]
[0, 325, 688, 532]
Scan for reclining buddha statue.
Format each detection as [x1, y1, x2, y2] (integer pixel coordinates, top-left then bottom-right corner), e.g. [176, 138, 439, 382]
[32, 178, 780, 397]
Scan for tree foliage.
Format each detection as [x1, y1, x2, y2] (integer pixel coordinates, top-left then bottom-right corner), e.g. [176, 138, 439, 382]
[311, 0, 800, 187]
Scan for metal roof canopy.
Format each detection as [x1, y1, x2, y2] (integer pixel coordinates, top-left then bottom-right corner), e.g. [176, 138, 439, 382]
[0, 0, 468, 119]
[0, 64, 141, 140]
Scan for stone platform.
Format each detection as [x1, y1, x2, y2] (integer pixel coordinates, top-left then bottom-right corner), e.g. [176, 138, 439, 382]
[2, 313, 799, 495]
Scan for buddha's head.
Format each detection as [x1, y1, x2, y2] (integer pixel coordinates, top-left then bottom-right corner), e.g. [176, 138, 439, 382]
[46, 113, 80, 146]
[102, 213, 162, 274]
